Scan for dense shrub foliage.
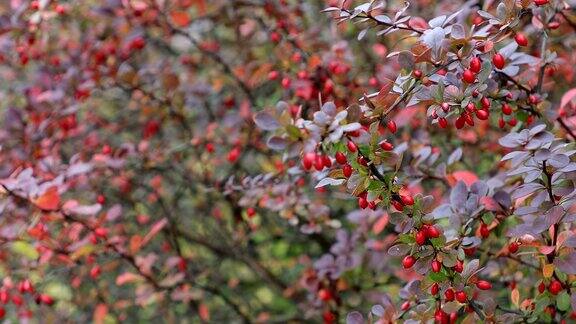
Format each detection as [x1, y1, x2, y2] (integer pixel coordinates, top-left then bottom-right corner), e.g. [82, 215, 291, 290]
[0, 0, 575, 323]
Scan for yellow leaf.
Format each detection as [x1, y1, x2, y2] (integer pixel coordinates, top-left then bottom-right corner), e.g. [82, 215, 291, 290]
[543, 263, 555, 278]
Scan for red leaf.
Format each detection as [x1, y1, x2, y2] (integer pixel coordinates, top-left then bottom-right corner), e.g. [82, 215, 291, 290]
[32, 186, 60, 211]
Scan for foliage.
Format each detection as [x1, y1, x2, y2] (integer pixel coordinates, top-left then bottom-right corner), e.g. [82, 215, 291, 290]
[0, 0, 575, 323]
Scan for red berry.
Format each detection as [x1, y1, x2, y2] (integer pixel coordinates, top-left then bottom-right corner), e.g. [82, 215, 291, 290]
[455, 116, 465, 129]
[431, 283, 439, 295]
[323, 311, 336, 323]
[498, 117, 506, 128]
[322, 155, 332, 168]
[39, 294, 54, 305]
[476, 280, 492, 290]
[387, 120, 397, 133]
[268, 70, 279, 80]
[476, 109, 489, 120]
[427, 226, 441, 238]
[281, 77, 291, 88]
[415, 230, 427, 245]
[343, 164, 353, 178]
[0, 307, 4, 319]
[549, 280, 563, 295]
[502, 103, 512, 115]
[441, 102, 450, 112]
[401, 301, 411, 311]
[358, 196, 368, 209]
[470, 57, 482, 73]
[455, 291, 467, 303]
[528, 94, 539, 105]
[400, 194, 414, 206]
[464, 247, 476, 256]
[431, 260, 441, 273]
[444, 288, 455, 301]
[318, 288, 332, 301]
[515, 33, 528, 46]
[379, 141, 394, 151]
[492, 53, 505, 69]
[480, 223, 489, 238]
[538, 282, 546, 294]
[466, 102, 476, 113]
[534, 0, 549, 5]
[481, 97, 491, 109]
[508, 118, 517, 126]
[0, 290, 8, 304]
[508, 242, 519, 253]
[302, 152, 316, 170]
[438, 117, 448, 128]
[90, 265, 101, 279]
[453, 260, 464, 273]
[413, 70, 422, 78]
[246, 207, 256, 218]
[347, 141, 357, 153]
[402, 255, 416, 269]
[462, 69, 476, 83]
[392, 200, 404, 211]
[335, 152, 347, 164]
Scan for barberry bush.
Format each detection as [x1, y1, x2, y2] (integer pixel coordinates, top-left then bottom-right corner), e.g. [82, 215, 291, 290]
[0, 0, 575, 323]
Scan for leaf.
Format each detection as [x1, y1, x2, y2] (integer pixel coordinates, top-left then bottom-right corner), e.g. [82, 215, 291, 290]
[448, 171, 478, 187]
[448, 148, 462, 165]
[11, 241, 39, 260]
[253, 111, 280, 131]
[315, 177, 345, 188]
[44, 281, 72, 301]
[397, 51, 414, 70]
[32, 186, 60, 211]
[557, 291, 571, 311]
[267, 136, 288, 150]
[93, 304, 108, 324]
[142, 218, 168, 247]
[199, 303, 210, 321]
[560, 88, 576, 111]
[387, 244, 410, 256]
[542, 263, 554, 278]
[554, 252, 576, 274]
[116, 272, 143, 286]
[346, 311, 365, 324]
[511, 288, 520, 307]
[170, 11, 190, 27]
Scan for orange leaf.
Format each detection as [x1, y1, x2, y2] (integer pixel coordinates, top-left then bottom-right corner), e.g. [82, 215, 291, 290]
[32, 186, 60, 211]
[511, 288, 520, 307]
[447, 171, 478, 187]
[372, 213, 389, 235]
[170, 11, 190, 27]
[129, 235, 143, 254]
[93, 304, 108, 324]
[199, 303, 210, 321]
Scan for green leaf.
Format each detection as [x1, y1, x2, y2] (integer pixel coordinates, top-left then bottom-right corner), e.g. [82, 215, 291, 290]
[556, 291, 570, 311]
[11, 241, 39, 260]
[429, 271, 447, 282]
[44, 281, 73, 301]
[285, 125, 301, 139]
